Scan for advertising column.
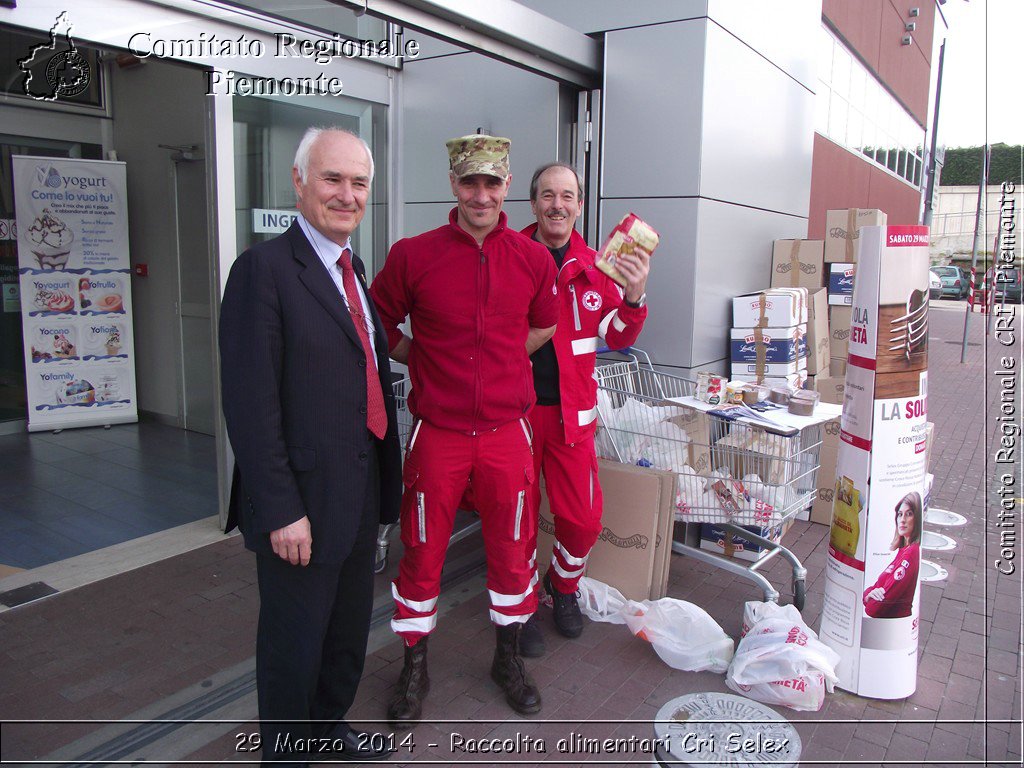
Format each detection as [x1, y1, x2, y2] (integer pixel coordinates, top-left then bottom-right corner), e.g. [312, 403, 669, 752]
[14, 157, 138, 431]
[818, 225, 929, 699]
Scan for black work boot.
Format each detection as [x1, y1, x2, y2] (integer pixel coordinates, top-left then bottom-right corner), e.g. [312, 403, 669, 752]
[491, 624, 542, 714]
[544, 571, 584, 638]
[387, 637, 430, 729]
[517, 614, 546, 658]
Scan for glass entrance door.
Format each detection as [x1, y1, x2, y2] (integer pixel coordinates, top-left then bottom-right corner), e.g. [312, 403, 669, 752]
[0, 136, 102, 426]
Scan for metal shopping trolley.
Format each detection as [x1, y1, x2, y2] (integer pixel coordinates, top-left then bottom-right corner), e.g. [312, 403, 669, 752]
[594, 350, 828, 610]
[374, 377, 483, 573]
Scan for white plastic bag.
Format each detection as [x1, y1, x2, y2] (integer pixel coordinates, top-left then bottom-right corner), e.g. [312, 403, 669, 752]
[577, 577, 734, 673]
[726, 601, 841, 711]
[576, 576, 629, 624]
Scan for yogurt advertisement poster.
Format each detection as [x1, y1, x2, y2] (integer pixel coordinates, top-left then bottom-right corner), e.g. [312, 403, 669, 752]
[14, 156, 138, 431]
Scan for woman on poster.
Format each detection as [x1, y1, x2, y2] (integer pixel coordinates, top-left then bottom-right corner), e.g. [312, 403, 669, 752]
[863, 492, 922, 619]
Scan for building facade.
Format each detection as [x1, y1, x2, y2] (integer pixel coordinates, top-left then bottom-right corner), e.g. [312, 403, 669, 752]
[0, 0, 944, 529]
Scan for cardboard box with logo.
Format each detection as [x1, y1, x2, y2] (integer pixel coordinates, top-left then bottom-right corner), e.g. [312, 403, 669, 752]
[699, 521, 788, 563]
[815, 375, 846, 405]
[825, 208, 887, 263]
[536, 460, 677, 602]
[809, 416, 842, 524]
[830, 305, 852, 359]
[729, 324, 807, 365]
[828, 263, 856, 305]
[771, 239, 825, 289]
[732, 287, 808, 328]
[806, 288, 830, 375]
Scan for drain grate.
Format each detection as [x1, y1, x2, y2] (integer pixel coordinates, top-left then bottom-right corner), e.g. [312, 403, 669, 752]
[0, 581, 58, 608]
[652, 692, 801, 767]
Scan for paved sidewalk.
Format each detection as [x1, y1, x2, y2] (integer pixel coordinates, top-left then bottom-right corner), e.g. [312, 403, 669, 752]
[0, 303, 1019, 767]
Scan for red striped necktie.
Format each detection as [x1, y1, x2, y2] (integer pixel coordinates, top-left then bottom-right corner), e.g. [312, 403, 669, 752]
[337, 248, 387, 439]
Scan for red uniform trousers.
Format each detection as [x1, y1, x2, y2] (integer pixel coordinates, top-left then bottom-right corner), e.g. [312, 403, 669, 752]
[391, 419, 538, 645]
[527, 404, 603, 594]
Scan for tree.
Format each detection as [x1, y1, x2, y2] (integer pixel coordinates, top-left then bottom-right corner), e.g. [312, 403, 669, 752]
[938, 144, 1022, 186]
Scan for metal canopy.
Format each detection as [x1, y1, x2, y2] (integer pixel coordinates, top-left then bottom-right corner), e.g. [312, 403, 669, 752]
[329, 0, 602, 88]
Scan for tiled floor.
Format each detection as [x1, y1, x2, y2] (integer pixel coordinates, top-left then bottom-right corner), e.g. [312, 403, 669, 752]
[0, 302, 1019, 767]
[0, 422, 217, 569]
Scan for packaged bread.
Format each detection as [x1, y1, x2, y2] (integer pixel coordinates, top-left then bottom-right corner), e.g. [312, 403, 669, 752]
[595, 213, 660, 287]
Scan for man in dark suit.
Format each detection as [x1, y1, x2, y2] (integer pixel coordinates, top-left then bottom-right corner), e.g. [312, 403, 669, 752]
[219, 127, 401, 765]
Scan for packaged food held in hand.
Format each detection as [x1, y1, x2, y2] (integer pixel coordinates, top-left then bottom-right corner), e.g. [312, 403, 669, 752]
[594, 212, 660, 287]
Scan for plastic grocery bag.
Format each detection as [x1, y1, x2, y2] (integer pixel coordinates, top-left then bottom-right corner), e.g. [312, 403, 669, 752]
[577, 577, 734, 673]
[726, 601, 841, 711]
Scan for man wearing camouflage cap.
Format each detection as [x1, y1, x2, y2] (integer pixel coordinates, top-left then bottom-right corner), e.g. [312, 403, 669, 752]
[370, 134, 558, 726]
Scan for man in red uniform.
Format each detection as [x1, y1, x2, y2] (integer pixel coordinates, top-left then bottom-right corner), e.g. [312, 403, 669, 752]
[370, 135, 558, 726]
[519, 163, 650, 654]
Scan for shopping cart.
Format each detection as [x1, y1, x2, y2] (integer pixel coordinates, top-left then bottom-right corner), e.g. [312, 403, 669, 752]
[374, 377, 483, 573]
[595, 350, 823, 609]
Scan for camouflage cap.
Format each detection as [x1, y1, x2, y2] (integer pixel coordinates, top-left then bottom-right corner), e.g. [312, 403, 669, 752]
[446, 134, 511, 180]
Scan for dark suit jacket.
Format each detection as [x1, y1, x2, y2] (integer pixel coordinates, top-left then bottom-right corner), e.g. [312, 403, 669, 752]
[219, 222, 401, 564]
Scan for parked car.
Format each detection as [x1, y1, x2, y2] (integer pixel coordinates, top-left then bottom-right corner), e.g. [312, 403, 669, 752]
[980, 267, 1022, 305]
[929, 270, 942, 301]
[930, 265, 970, 299]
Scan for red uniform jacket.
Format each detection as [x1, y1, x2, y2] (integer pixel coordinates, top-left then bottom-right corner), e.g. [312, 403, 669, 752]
[372, 209, 558, 434]
[520, 224, 648, 443]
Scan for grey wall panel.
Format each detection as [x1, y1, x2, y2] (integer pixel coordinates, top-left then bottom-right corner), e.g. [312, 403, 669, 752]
[691, 198, 808, 367]
[602, 20, 707, 200]
[399, 52, 560, 204]
[698, 21, 815, 217]
[707, 0, 822, 91]
[598, 198, 700, 368]
[514, 0, 708, 33]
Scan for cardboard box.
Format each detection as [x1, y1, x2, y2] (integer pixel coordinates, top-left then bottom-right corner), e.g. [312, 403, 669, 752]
[830, 306, 852, 358]
[731, 360, 806, 379]
[730, 324, 807, 364]
[760, 369, 808, 388]
[732, 288, 808, 328]
[650, 471, 679, 600]
[699, 521, 785, 562]
[668, 405, 711, 476]
[809, 417, 842, 524]
[712, 426, 796, 486]
[771, 239, 825, 289]
[585, 460, 676, 601]
[815, 375, 846, 405]
[828, 263, 856, 305]
[830, 357, 848, 377]
[536, 460, 677, 602]
[807, 288, 830, 376]
[825, 208, 888, 263]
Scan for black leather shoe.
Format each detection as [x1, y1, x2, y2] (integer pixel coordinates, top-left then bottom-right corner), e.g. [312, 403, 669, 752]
[517, 614, 546, 658]
[544, 571, 583, 638]
[317, 724, 394, 762]
[387, 637, 430, 729]
[491, 624, 542, 714]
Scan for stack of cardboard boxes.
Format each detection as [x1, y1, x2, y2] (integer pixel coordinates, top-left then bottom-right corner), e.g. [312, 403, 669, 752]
[766, 208, 887, 525]
[730, 287, 809, 387]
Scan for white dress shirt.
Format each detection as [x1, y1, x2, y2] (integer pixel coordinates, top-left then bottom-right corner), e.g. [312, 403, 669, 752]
[296, 213, 377, 355]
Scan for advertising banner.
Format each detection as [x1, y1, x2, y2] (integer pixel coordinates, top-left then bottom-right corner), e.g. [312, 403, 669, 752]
[14, 157, 138, 431]
[818, 225, 929, 699]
